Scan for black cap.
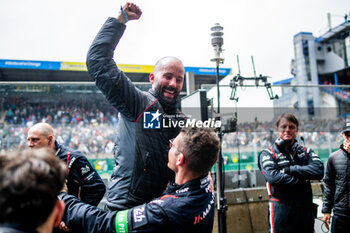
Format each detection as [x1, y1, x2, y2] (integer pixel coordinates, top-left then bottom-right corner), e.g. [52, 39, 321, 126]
[341, 119, 350, 134]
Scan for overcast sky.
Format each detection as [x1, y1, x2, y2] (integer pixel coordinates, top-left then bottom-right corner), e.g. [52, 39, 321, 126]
[0, 0, 349, 83]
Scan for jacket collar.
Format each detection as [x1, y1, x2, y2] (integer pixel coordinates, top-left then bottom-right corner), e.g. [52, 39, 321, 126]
[148, 88, 178, 115]
[273, 139, 300, 154]
[340, 144, 350, 156]
[54, 140, 62, 155]
[165, 175, 209, 195]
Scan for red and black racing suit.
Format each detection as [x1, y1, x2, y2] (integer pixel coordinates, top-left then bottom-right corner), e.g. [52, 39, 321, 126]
[258, 141, 324, 233]
[60, 175, 215, 233]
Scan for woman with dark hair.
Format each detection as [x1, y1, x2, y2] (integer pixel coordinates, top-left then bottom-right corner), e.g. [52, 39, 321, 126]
[258, 113, 324, 233]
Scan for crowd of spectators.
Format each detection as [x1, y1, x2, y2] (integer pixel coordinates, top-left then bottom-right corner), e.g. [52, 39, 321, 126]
[3, 96, 118, 126]
[1, 97, 118, 157]
[0, 98, 346, 157]
[222, 118, 345, 151]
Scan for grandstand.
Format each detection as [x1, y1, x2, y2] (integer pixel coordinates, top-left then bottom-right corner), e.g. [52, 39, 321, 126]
[273, 19, 350, 119]
[0, 19, 349, 186]
[0, 60, 233, 173]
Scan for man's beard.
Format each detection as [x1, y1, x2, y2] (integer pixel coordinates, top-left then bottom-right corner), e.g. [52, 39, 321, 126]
[154, 85, 179, 103]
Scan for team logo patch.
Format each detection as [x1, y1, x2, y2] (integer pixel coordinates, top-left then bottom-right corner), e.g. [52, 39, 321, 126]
[132, 204, 148, 228]
[143, 110, 161, 129]
[262, 155, 270, 162]
[81, 165, 90, 175]
[176, 187, 189, 194]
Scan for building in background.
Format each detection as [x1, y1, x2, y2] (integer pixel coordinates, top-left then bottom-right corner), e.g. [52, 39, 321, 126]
[273, 17, 350, 119]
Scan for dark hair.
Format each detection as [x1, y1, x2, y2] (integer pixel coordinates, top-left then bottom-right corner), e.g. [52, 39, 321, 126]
[276, 113, 299, 129]
[0, 148, 67, 227]
[179, 127, 220, 176]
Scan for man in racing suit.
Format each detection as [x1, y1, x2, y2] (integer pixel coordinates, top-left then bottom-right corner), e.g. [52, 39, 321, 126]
[86, 2, 186, 210]
[27, 122, 106, 206]
[258, 113, 324, 233]
[59, 127, 220, 233]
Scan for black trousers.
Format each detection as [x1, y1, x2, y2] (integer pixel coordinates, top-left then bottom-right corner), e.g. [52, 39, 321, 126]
[331, 214, 350, 233]
[268, 200, 314, 233]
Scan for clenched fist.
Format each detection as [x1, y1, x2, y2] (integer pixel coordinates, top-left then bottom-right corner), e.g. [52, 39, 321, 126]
[118, 2, 142, 23]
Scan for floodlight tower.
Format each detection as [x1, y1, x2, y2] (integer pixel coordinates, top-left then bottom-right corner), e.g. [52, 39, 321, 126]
[210, 23, 227, 233]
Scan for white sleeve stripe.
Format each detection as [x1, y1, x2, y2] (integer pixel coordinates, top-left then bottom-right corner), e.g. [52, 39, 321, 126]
[262, 161, 274, 167]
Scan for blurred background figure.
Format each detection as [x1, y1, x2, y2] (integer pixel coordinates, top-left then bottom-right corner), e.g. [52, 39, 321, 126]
[0, 148, 67, 233]
[322, 120, 350, 233]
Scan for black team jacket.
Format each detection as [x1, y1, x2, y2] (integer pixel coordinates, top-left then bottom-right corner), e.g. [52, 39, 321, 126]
[86, 17, 185, 210]
[55, 141, 105, 206]
[61, 176, 215, 233]
[322, 145, 350, 217]
[258, 141, 324, 233]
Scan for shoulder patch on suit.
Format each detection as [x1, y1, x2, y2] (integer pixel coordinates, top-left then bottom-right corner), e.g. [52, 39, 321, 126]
[262, 155, 271, 162]
[132, 204, 148, 229]
[81, 165, 91, 175]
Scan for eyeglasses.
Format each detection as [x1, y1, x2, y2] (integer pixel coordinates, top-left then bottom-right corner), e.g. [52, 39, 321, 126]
[169, 138, 182, 153]
[278, 124, 297, 131]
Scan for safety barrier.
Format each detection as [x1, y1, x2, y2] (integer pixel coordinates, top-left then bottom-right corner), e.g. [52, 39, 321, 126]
[212, 183, 325, 233]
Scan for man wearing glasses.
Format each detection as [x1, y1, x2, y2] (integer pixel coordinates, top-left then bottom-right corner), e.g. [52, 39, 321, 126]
[322, 120, 350, 232]
[59, 127, 219, 233]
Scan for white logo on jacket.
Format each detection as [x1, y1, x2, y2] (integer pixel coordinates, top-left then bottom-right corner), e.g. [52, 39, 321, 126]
[134, 206, 146, 222]
[81, 165, 90, 175]
[262, 155, 270, 162]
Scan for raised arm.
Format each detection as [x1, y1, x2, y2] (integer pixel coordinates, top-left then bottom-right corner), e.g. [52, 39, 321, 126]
[86, 3, 145, 120]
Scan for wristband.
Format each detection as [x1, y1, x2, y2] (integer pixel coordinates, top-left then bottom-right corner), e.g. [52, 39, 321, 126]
[120, 6, 129, 23]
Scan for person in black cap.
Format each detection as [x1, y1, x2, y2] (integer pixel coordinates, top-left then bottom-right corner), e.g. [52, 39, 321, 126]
[322, 119, 350, 233]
